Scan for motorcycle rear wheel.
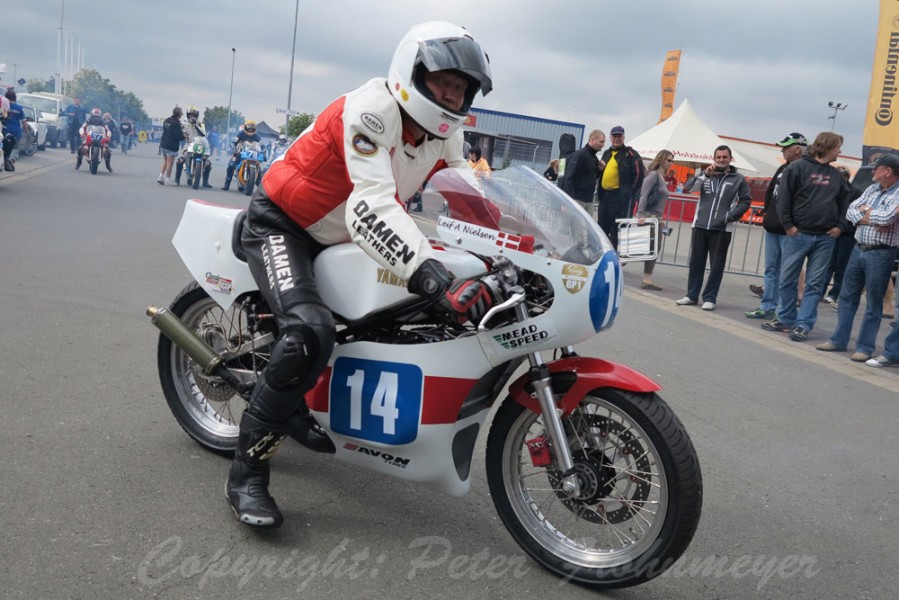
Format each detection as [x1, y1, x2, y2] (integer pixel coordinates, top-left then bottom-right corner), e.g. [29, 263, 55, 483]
[486, 388, 702, 589]
[157, 283, 271, 455]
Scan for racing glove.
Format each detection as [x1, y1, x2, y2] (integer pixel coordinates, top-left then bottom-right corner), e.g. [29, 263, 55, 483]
[438, 278, 494, 325]
[408, 258, 453, 299]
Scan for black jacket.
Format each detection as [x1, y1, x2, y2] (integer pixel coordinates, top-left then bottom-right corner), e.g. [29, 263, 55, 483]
[761, 162, 789, 234]
[776, 155, 851, 235]
[559, 144, 600, 203]
[160, 116, 183, 152]
[598, 145, 645, 201]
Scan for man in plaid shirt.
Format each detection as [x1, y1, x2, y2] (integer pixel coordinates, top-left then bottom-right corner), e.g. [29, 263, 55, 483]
[816, 153, 899, 362]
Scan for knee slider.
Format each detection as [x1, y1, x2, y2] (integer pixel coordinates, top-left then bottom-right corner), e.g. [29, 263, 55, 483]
[266, 330, 311, 390]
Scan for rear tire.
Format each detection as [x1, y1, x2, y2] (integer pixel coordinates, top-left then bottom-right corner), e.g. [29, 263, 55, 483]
[486, 387, 702, 588]
[157, 283, 273, 455]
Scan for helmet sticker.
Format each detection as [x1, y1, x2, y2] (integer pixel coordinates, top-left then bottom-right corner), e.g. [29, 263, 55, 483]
[400, 89, 410, 102]
[361, 113, 385, 134]
[352, 134, 378, 156]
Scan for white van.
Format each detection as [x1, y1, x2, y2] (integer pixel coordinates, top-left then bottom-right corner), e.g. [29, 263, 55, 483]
[18, 93, 75, 148]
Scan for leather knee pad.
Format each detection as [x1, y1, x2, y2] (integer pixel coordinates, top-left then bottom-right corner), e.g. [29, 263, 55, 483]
[266, 330, 312, 391]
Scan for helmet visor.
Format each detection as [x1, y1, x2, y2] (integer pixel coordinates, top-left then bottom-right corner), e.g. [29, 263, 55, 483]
[417, 37, 492, 96]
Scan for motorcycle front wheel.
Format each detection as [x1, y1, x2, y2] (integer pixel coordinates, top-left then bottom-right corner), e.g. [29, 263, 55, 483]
[157, 282, 272, 455]
[486, 388, 702, 589]
[90, 145, 100, 175]
[192, 158, 202, 190]
[244, 163, 257, 196]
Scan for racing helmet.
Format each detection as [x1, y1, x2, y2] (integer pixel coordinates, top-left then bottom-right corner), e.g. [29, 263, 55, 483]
[187, 106, 199, 124]
[243, 120, 256, 133]
[387, 21, 492, 139]
[89, 108, 103, 125]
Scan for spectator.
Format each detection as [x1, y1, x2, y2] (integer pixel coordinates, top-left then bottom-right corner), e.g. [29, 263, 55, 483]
[664, 169, 677, 192]
[467, 146, 491, 180]
[556, 132, 577, 180]
[821, 165, 861, 305]
[636, 150, 675, 291]
[543, 158, 560, 182]
[745, 132, 808, 319]
[675, 145, 751, 310]
[208, 125, 221, 160]
[559, 129, 605, 212]
[65, 98, 87, 154]
[762, 131, 851, 341]
[103, 113, 119, 149]
[597, 126, 644, 248]
[816, 153, 899, 361]
[2, 89, 25, 172]
[157, 106, 183, 185]
[119, 117, 135, 154]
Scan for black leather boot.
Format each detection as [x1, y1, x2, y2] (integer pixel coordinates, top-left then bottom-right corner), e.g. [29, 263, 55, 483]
[175, 162, 183, 186]
[221, 174, 232, 191]
[75, 151, 82, 170]
[227, 411, 287, 528]
[202, 166, 212, 188]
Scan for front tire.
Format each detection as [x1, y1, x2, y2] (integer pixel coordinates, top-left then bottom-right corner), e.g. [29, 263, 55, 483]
[157, 283, 273, 455]
[486, 388, 702, 589]
[90, 145, 99, 175]
[192, 158, 202, 190]
[244, 163, 257, 196]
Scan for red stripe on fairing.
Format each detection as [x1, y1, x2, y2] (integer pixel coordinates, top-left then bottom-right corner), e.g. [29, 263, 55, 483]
[305, 368, 477, 425]
[305, 366, 332, 413]
[421, 376, 477, 424]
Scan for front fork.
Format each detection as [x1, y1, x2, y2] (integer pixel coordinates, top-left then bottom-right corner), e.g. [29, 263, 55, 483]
[513, 302, 581, 498]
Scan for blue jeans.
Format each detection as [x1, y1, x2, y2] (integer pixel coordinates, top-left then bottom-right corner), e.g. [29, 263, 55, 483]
[776, 232, 835, 331]
[760, 231, 785, 312]
[828, 246, 895, 354]
[880, 286, 899, 360]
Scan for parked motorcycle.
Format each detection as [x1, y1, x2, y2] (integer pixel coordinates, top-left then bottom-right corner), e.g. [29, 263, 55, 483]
[234, 140, 266, 196]
[148, 166, 702, 589]
[79, 124, 111, 175]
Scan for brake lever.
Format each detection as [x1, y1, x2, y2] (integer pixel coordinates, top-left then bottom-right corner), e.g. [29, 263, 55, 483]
[477, 290, 525, 333]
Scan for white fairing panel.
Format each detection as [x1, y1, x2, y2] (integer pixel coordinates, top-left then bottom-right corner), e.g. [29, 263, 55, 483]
[172, 200, 255, 309]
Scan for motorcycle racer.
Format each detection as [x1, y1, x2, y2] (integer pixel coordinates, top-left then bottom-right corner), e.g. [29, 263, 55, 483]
[77, 108, 113, 172]
[221, 120, 263, 191]
[226, 21, 495, 529]
[174, 106, 212, 187]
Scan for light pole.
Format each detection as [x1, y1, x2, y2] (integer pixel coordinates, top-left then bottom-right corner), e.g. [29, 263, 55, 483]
[56, 0, 64, 94]
[286, 0, 300, 136]
[827, 101, 846, 131]
[226, 48, 236, 139]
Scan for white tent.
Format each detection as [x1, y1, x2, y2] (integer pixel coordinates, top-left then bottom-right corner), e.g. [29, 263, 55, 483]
[629, 98, 759, 173]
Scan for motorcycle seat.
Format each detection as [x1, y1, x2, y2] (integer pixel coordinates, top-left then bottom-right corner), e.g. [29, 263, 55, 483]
[232, 210, 249, 264]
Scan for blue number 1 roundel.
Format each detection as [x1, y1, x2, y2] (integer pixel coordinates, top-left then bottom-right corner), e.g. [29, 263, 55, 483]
[329, 357, 423, 445]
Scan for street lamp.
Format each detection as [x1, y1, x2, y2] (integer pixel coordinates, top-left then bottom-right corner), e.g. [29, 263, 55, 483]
[827, 101, 846, 131]
[286, 0, 300, 136]
[226, 48, 236, 139]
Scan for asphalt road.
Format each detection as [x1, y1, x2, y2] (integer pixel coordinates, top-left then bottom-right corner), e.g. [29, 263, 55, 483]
[1, 144, 897, 600]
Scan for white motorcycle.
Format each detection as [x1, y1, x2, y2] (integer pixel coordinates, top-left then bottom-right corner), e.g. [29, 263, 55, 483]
[148, 166, 702, 589]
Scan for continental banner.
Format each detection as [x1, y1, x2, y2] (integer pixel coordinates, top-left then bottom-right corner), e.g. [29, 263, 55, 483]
[863, 0, 899, 164]
[658, 50, 681, 124]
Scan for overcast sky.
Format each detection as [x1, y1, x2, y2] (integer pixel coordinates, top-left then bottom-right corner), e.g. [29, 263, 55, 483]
[4, 0, 880, 157]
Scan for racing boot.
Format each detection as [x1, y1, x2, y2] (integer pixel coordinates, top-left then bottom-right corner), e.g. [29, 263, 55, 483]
[75, 150, 83, 170]
[226, 411, 287, 528]
[174, 162, 183, 186]
[202, 168, 212, 188]
[105, 155, 113, 173]
[221, 173, 232, 191]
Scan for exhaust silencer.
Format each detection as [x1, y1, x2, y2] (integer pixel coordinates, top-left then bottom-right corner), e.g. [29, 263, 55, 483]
[146, 306, 222, 375]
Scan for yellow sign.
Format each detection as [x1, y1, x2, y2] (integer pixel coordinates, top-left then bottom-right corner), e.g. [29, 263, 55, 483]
[138, 130, 148, 143]
[658, 50, 682, 124]
[862, 0, 899, 163]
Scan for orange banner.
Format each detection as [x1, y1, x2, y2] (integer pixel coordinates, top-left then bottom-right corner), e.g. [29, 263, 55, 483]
[658, 50, 682, 124]
[862, 0, 899, 164]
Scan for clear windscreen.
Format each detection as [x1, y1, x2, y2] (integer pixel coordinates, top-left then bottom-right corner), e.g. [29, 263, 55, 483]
[413, 166, 613, 265]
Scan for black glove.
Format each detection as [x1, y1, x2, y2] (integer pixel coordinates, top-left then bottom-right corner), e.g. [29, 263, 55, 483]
[438, 278, 494, 324]
[408, 258, 453, 299]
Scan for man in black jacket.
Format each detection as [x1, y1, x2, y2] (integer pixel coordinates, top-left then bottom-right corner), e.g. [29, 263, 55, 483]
[745, 132, 807, 319]
[762, 131, 851, 342]
[597, 126, 644, 248]
[559, 129, 605, 211]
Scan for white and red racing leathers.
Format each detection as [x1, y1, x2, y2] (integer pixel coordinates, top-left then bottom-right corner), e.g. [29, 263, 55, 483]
[261, 77, 478, 281]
